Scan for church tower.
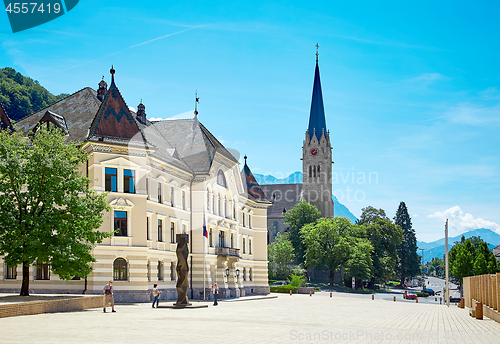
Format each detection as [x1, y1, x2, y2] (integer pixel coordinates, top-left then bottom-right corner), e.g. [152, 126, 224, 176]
[302, 47, 334, 218]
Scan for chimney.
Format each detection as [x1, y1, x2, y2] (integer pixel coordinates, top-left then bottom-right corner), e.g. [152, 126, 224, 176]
[136, 101, 147, 124]
[97, 77, 107, 101]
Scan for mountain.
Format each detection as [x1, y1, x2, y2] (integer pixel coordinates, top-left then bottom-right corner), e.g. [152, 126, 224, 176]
[254, 171, 358, 223]
[418, 228, 500, 264]
[0, 67, 68, 122]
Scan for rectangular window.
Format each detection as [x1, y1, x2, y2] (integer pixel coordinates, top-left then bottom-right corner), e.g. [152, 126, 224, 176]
[170, 262, 176, 281]
[249, 215, 252, 228]
[146, 178, 149, 200]
[243, 238, 246, 254]
[105, 168, 117, 192]
[249, 239, 252, 254]
[182, 191, 186, 210]
[147, 217, 150, 240]
[5, 264, 16, 280]
[243, 213, 245, 227]
[36, 262, 50, 280]
[158, 183, 162, 203]
[182, 224, 186, 234]
[209, 229, 213, 247]
[170, 223, 175, 243]
[123, 169, 135, 193]
[114, 211, 127, 236]
[158, 219, 163, 242]
[170, 187, 174, 207]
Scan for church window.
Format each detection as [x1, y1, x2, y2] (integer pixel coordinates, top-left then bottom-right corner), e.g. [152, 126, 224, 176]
[114, 211, 127, 236]
[309, 165, 312, 181]
[105, 168, 117, 192]
[123, 169, 135, 193]
[317, 165, 320, 179]
[113, 258, 128, 281]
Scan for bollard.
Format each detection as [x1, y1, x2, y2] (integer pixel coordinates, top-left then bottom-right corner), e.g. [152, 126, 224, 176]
[416, 297, 418, 303]
[290, 290, 292, 296]
[310, 291, 312, 297]
[372, 294, 374, 300]
[459, 298, 465, 308]
[435, 297, 437, 302]
[476, 302, 483, 320]
[393, 296, 396, 302]
[330, 292, 332, 298]
[440, 297, 442, 304]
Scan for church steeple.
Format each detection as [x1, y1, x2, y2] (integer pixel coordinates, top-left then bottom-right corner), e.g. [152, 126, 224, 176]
[307, 44, 327, 141]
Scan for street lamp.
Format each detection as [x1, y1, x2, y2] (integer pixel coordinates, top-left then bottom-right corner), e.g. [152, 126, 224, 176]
[225, 268, 230, 277]
[418, 247, 426, 277]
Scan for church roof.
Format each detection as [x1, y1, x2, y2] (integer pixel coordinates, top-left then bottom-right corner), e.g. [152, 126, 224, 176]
[15, 87, 101, 142]
[38, 110, 69, 133]
[87, 71, 148, 146]
[152, 118, 238, 174]
[261, 183, 303, 218]
[307, 60, 327, 141]
[241, 158, 271, 204]
[0, 103, 13, 131]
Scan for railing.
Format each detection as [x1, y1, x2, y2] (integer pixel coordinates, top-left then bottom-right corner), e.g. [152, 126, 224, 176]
[463, 273, 500, 321]
[215, 247, 240, 258]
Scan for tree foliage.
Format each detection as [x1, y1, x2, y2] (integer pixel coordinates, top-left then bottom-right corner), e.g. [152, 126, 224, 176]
[394, 202, 420, 284]
[0, 67, 68, 122]
[267, 233, 295, 279]
[301, 217, 372, 286]
[357, 206, 390, 225]
[283, 201, 321, 264]
[0, 127, 111, 296]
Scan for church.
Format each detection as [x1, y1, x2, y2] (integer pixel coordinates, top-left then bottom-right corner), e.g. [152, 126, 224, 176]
[0, 67, 272, 301]
[263, 50, 334, 243]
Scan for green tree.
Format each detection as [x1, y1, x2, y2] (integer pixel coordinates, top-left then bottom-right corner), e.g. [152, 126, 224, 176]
[362, 219, 403, 287]
[0, 127, 112, 296]
[267, 233, 295, 279]
[428, 257, 444, 277]
[394, 202, 420, 284]
[357, 206, 389, 225]
[301, 217, 371, 286]
[283, 201, 321, 264]
[343, 240, 373, 288]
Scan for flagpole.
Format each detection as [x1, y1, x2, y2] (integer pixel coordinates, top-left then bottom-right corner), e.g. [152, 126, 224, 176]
[203, 211, 206, 301]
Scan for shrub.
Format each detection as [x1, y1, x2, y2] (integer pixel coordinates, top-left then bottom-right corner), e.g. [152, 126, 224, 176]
[416, 292, 429, 297]
[278, 285, 297, 293]
[314, 287, 320, 291]
[288, 274, 307, 287]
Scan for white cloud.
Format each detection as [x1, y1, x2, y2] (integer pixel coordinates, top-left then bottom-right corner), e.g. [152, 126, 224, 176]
[148, 117, 165, 122]
[128, 106, 136, 113]
[427, 206, 500, 235]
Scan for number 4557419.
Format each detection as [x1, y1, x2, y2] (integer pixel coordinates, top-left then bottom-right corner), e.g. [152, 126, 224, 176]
[5, 3, 61, 14]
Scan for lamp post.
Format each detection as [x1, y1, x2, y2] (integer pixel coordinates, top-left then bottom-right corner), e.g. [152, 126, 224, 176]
[236, 269, 240, 281]
[418, 247, 426, 277]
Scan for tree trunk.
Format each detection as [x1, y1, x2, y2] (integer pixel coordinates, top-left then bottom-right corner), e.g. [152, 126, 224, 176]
[329, 269, 334, 286]
[20, 262, 30, 296]
[400, 269, 405, 285]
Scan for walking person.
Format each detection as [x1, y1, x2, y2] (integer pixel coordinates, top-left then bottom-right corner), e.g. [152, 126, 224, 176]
[103, 280, 116, 313]
[212, 283, 219, 306]
[152, 284, 161, 308]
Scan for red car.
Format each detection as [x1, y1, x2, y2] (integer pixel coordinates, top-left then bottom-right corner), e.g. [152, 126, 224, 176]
[403, 290, 417, 300]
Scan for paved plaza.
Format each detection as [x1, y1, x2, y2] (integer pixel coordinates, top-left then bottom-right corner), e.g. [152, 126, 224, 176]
[1, 292, 500, 344]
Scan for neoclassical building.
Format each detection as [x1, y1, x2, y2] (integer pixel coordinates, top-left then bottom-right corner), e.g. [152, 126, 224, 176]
[0, 68, 271, 301]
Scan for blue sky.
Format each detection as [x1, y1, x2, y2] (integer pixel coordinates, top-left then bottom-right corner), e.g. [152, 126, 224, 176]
[1, 1, 499, 242]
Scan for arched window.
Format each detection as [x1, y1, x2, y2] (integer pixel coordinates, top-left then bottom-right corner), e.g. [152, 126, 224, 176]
[217, 170, 227, 188]
[147, 260, 151, 282]
[157, 261, 164, 281]
[113, 258, 127, 281]
[170, 262, 176, 281]
[243, 267, 246, 282]
[313, 165, 316, 178]
[249, 268, 252, 281]
[309, 165, 312, 181]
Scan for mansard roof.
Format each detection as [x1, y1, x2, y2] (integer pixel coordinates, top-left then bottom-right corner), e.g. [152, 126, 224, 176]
[0, 103, 13, 131]
[16, 87, 101, 142]
[307, 60, 327, 141]
[152, 118, 238, 174]
[87, 75, 148, 146]
[241, 158, 271, 204]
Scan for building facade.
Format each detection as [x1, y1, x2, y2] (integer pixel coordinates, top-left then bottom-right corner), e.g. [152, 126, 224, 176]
[0, 68, 271, 301]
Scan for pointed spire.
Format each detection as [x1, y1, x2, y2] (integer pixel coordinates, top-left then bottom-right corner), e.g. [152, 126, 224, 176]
[241, 155, 270, 203]
[0, 103, 13, 131]
[194, 90, 199, 117]
[110, 65, 115, 83]
[307, 45, 327, 142]
[136, 100, 147, 125]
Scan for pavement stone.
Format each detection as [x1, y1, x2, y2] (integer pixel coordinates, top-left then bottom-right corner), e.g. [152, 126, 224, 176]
[0, 291, 499, 344]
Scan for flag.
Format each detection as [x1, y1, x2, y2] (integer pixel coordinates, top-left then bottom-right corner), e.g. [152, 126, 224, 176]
[203, 214, 208, 238]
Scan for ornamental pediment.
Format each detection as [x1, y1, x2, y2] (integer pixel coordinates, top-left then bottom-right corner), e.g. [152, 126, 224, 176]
[110, 197, 134, 208]
[99, 156, 142, 168]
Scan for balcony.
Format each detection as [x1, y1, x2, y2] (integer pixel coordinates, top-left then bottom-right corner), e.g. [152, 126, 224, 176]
[215, 247, 240, 258]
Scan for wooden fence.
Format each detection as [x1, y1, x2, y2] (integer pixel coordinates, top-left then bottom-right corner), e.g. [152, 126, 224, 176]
[463, 273, 500, 322]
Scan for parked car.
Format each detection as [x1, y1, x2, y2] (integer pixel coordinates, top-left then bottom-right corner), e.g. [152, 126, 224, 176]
[270, 281, 289, 286]
[403, 290, 417, 300]
[422, 287, 435, 296]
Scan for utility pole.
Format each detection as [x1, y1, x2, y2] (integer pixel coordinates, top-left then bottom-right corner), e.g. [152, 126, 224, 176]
[418, 247, 426, 276]
[445, 219, 449, 307]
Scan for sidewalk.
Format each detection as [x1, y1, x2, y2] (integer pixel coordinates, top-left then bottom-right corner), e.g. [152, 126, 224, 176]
[0, 292, 499, 343]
